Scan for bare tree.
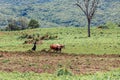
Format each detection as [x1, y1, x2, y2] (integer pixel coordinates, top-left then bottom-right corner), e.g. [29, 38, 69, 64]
[76, 0, 99, 37]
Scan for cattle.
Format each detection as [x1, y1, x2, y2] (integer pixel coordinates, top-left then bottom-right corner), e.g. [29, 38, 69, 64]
[50, 44, 65, 53]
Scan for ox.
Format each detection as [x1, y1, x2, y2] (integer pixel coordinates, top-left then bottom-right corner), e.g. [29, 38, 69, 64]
[50, 44, 65, 53]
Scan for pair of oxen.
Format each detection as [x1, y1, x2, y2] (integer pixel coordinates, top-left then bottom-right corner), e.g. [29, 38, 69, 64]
[50, 44, 65, 52]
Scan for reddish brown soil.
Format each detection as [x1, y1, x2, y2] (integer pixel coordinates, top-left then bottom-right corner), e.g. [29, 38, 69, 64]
[0, 51, 120, 75]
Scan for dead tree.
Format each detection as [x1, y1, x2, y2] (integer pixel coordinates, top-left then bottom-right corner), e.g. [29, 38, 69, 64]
[76, 0, 99, 37]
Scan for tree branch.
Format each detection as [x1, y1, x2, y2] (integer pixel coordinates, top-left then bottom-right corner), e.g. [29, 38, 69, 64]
[84, 0, 89, 16]
[89, 0, 99, 19]
[75, 2, 87, 16]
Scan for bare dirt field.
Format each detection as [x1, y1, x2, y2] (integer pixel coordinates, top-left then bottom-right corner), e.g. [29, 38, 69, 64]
[0, 51, 120, 75]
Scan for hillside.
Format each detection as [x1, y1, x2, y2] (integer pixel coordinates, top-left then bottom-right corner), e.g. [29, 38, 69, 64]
[0, 0, 120, 27]
[0, 27, 119, 54]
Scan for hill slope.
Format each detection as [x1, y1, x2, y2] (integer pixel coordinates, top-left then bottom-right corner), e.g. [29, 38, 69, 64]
[0, 27, 119, 54]
[0, 0, 120, 27]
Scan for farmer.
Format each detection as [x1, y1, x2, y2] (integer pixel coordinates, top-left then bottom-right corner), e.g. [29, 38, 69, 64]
[32, 41, 37, 51]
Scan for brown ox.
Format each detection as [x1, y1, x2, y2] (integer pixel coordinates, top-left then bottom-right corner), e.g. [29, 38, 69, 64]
[50, 44, 65, 53]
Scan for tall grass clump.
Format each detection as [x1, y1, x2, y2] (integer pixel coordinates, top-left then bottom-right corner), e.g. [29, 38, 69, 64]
[56, 68, 73, 76]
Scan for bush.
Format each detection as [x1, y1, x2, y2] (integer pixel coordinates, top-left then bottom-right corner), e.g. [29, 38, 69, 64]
[5, 18, 40, 31]
[116, 22, 120, 27]
[6, 23, 20, 31]
[18, 34, 29, 39]
[56, 68, 72, 76]
[5, 18, 28, 31]
[28, 19, 40, 29]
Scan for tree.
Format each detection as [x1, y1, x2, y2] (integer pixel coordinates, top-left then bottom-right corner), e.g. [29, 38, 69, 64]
[28, 19, 39, 29]
[6, 18, 28, 31]
[76, 0, 99, 37]
[6, 18, 20, 31]
[6, 23, 20, 31]
[18, 17, 28, 30]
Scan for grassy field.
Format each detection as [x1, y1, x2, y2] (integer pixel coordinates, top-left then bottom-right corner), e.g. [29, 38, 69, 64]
[0, 27, 120, 79]
[0, 68, 120, 80]
[0, 27, 120, 54]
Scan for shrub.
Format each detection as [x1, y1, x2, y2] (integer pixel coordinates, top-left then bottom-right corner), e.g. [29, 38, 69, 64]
[5, 18, 28, 31]
[28, 19, 39, 29]
[5, 18, 40, 31]
[19, 33, 41, 40]
[6, 23, 20, 31]
[116, 22, 120, 27]
[56, 68, 72, 76]
[18, 34, 29, 39]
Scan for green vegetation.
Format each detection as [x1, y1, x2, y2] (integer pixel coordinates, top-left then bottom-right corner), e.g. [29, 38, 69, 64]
[0, 0, 119, 27]
[28, 19, 40, 29]
[4, 18, 39, 31]
[56, 68, 72, 76]
[0, 27, 119, 54]
[0, 0, 119, 79]
[0, 68, 120, 80]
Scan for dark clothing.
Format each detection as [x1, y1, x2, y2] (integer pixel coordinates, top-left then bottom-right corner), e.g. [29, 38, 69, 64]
[32, 42, 36, 51]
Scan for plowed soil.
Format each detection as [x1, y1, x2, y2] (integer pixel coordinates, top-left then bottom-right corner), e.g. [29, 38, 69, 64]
[0, 51, 120, 75]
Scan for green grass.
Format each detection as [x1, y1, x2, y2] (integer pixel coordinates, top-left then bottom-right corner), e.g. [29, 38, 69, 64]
[0, 68, 120, 80]
[0, 27, 120, 79]
[0, 27, 120, 54]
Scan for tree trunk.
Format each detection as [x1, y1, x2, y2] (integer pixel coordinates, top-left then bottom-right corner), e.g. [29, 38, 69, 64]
[87, 18, 91, 37]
